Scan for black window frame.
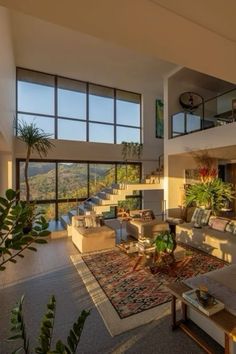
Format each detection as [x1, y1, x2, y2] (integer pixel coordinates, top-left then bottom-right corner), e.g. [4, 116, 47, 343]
[16, 67, 142, 144]
[16, 159, 142, 220]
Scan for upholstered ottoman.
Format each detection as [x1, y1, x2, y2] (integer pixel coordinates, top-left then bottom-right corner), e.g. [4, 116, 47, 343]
[72, 225, 116, 253]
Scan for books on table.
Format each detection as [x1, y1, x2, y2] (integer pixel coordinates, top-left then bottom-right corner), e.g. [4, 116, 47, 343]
[183, 289, 225, 316]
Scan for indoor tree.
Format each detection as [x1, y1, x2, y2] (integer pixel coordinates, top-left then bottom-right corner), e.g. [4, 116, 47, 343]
[17, 121, 54, 203]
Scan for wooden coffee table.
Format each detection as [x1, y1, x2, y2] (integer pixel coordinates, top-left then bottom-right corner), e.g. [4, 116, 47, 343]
[167, 282, 236, 354]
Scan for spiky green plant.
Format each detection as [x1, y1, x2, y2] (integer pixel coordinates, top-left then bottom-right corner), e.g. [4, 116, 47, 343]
[185, 178, 235, 214]
[17, 121, 54, 203]
[8, 295, 90, 354]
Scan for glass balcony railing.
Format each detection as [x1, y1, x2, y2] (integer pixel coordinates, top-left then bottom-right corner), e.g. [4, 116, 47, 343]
[171, 88, 236, 138]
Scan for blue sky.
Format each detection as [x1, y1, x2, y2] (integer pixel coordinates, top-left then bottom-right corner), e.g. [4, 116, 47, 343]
[18, 82, 141, 143]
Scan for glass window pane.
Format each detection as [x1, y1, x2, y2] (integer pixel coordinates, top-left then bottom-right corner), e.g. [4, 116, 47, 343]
[36, 203, 55, 222]
[172, 112, 185, 136]
[58, 163, 88, 199]
[118, 197, 142, 212]
[18, 114, 54, 138]
[116, 90, 140, 127]
[186, 113, 201, 133]
[17, 69, 54, 115]
[20, 162, 56, 200]
[89, 123, 114, 143]
[58, 77, 86, 119]
[116, 126, 140, 144]
[58, 202, 78, 218]
[58, 119, 86, 141]
[117, 164, 141, 184]
[89, 84, 114, 123]
[89, 164, 115, 195]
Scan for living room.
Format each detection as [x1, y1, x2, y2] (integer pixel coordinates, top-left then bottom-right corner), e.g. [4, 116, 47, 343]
[1, 1, 236, 354]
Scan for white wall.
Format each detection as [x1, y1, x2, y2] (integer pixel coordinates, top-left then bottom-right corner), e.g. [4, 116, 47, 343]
[11, 12, 167, 213]
[2, 0, 236, 83]
[0, 6, 15, 195]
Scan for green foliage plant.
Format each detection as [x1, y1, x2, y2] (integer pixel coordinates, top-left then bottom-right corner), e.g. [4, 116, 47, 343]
[0, 189, 50, 271]
[8, 294, 90, 354]
[185, 178, 235, 214]
[17, 121, 54, 203]
[154, 231, 176, 254]
[121, 141, 143, 161]
[0, 188, 90, 353]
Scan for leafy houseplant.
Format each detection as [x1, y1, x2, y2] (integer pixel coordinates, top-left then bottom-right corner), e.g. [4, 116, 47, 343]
[154, 231, 176, 263]
[0, 188, 90, 353]
[17, 121, 54, 203]
[8, 295, 90, 354]
[185, 178, 235, 215]
[0, 189, 50, 271]
[121, 141, 143, 161]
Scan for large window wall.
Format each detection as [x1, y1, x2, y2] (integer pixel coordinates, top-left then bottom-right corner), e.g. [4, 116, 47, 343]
[16, 68, 142, 144]
[16, 160, 142, 220]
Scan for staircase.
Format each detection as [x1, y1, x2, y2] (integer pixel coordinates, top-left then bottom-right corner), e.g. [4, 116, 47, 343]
[60, 169, 164, 232]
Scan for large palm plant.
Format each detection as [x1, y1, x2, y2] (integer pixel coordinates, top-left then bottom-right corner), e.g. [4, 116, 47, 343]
[185, 178, 235, 214]
[17, 121, 54, 203]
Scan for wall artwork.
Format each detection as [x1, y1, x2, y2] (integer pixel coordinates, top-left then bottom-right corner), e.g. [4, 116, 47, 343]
[156, 99, 164, 138]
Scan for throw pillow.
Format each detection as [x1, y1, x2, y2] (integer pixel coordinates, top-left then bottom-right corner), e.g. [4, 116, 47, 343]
[201, 209, 211, 226]
[141, 210, 155, 221]
[211, 218, 229, 232]
[225, 220, 236, 234]
[191, 208, 211, 226]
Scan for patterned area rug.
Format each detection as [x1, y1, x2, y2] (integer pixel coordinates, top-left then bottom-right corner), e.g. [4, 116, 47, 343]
[82, 243, 227, 319]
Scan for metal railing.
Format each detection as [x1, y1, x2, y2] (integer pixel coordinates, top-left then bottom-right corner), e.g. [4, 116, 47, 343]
[171, 88, 236, 138]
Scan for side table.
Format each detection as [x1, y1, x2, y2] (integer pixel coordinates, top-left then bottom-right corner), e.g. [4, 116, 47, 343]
[167, 282, 236, 354]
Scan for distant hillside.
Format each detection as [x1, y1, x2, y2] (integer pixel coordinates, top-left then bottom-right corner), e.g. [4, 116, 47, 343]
[20, 162, 140, 201]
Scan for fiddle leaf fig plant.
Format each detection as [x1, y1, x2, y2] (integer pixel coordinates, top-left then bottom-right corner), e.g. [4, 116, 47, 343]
[0, 189, 50, 271]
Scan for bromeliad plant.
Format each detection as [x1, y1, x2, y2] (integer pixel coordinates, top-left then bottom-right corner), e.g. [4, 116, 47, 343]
[8, 295, 90, 354]
[185, 178, 235, 215]
[0, 189, 50, 271]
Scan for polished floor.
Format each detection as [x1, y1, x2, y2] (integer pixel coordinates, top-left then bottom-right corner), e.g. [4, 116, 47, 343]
[0, 236, 221, 354]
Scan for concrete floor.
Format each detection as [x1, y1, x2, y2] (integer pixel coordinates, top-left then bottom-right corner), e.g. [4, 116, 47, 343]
[0, 236, 222, 354]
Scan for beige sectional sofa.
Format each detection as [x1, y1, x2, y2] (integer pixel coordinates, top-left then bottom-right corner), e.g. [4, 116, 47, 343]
[126, 209, 169, 239]
[176, 216, 236, 263]
[71, 216, 116, 253]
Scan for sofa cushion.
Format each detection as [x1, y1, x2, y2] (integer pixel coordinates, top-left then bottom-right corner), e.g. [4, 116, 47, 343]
[211, 217, 229, 232]
[176, 222, 236, 262]
[191, 208, 211, 226]
[129, 209, 155, 221]
[225, 220, 236, 234]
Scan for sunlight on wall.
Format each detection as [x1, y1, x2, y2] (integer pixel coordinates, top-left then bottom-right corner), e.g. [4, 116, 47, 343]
[7, 160, 12, 188]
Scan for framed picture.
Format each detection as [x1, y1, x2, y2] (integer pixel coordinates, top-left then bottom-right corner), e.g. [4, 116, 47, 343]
[156, 99, 164, 138]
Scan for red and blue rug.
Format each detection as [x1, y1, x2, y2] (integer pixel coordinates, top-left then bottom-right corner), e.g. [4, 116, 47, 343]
[82, 243, 227, 319]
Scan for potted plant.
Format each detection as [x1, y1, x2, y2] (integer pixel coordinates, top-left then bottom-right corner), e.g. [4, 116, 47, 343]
[185, 178, 235, 215]
[121, 141, 143, 161]
[153, 230, 176, 263]
[17, 121, 54, 204]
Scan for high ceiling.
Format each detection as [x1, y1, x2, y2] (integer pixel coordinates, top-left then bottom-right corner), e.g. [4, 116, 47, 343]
[150, 0, 236, 43]
[10, 11, 175, 95]
[0, 0, 236, 83]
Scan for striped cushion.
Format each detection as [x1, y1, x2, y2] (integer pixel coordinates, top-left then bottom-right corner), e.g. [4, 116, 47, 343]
[191, 208, 211, 226]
